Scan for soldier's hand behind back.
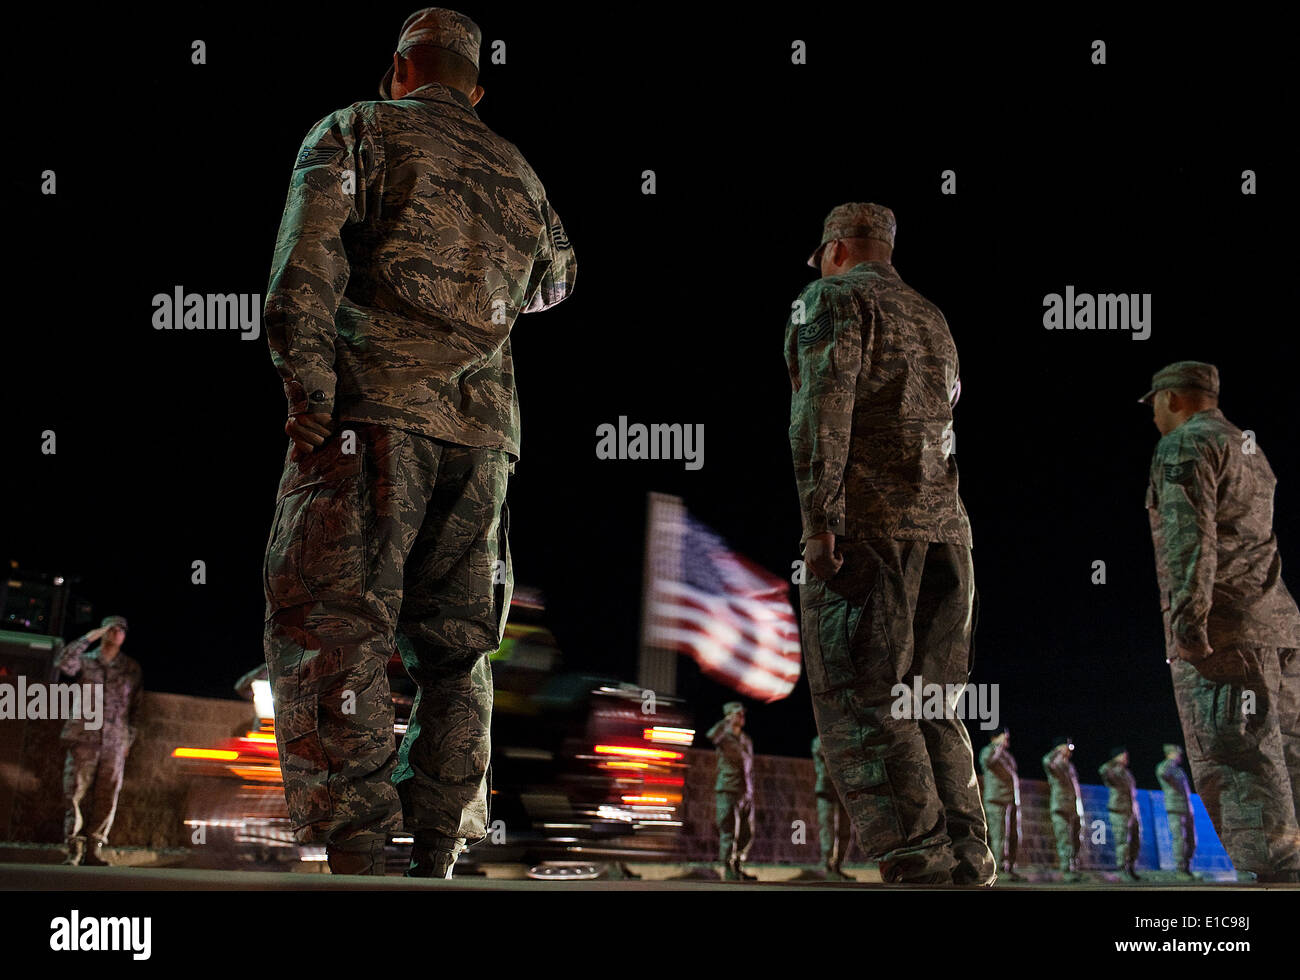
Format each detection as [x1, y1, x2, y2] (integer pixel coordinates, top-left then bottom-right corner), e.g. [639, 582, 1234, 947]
[285, 413, 335, 462]
[805, 533, 843, 581]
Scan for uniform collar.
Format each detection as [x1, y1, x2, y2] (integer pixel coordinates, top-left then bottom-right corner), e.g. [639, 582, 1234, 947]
[849, 259, 897, 278]
[1182, 407, 1225, 429]
[403, 82, 478, 117]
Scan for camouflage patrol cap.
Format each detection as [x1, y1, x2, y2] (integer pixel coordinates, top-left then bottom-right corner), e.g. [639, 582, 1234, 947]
[807, 203, 896, 268]
[1162, 743, 1182, 755]
[1138, 361, 1220, 405]
[100, 615, 128, 631]
[723, 701, 744, 716]
[1109, 746, 1128, 761]
[379, 7, 482, 100]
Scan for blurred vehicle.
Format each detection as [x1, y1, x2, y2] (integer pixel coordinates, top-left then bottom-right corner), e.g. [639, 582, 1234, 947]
[171, 592, 693, 873]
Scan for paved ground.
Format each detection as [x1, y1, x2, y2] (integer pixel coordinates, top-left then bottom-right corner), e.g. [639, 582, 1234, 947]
[2, 863, 1290, 891]
[0, 844, 1286, 891]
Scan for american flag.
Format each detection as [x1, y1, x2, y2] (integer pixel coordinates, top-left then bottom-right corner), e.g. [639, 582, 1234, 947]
[642, 494, 801, 702]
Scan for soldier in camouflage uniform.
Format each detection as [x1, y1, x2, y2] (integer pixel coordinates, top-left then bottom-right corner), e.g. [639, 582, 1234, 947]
[786, 203, 994, 886]
[1141, 362, 1300, 881]
[706, 702, 756, 881]
[812, 734, 853, 880]
[1100, 747, 1141, 881]
[261, 7, 576, 877]
[1043, 738, 1083, 882]
[54, 615, 143, 867]
[978, 728, 1022, 880]
[1156, 743, 1197, 879]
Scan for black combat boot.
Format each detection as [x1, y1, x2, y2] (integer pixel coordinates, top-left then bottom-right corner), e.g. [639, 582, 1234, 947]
[82, 837, 110, 867]
[63, 836, 86, 866]
[1122, 862, 1141, 881]
[1254, 869, 1300, 883]
[730, 858, 757, 881]
[326, 834, 388, 875]
[406, 834, 464, 879]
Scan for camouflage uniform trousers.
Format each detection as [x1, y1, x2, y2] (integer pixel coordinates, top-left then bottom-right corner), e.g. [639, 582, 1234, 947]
[263, 423, 511, 853]
[800, 538, 994, 884]
[1050, 809, 1081, 872]
[62, 731, 130, 843]
[1109, 810, 1140, 868]
[816, 792, 852, 869]
[1169, 647, 1300, 874]
[1166, 809, 1196, 872]
[982, 799, 1019, 873]
[716, 792, 755, 865]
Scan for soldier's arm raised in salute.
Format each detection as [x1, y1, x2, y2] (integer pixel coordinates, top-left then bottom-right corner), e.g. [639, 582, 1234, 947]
[53, 627, 105, 676]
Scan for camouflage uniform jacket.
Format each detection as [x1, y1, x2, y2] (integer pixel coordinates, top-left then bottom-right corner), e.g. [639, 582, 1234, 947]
[1042, 750, 1081, 815]
[1156, 759, 1192, 814]
[979, 742, 1020, 806]
[707, 719, 754, 796]
[265, 82, 577, 460]
[1146, 409, 1300, 656]
[785, 260, 971, 547]
[53, 636, 143, 745]
[1099, 760, 1138, 815]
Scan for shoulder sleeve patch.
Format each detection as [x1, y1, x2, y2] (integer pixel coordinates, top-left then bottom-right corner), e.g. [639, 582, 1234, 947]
[1163, 461, 1194, 486]
[295, 145, 343, 169]
[798, 310, 834, 346]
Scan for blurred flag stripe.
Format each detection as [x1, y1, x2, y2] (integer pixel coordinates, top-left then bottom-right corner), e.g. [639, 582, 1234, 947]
[644, 496, 801, 702]
[651, 594, 801, 666]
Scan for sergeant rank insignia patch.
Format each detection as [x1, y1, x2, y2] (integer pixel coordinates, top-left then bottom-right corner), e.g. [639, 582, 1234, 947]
[295, 145, 342, 169]
[799, 311, 833, 346]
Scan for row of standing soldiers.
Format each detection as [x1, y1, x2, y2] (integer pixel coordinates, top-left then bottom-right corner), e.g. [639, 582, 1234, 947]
[981, 731, 1196, 881]
[707, 704, 1196, 882]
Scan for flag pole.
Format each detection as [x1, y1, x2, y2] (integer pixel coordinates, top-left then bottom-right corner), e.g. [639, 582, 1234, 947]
[637, 492, 678, 695]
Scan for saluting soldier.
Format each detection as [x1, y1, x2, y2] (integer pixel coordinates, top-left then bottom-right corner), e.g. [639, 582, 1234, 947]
[979, 728, 1022, 881]
[707, 702, 756, 881]
[1100, 747, 1141, 881]
[1043, 737, 1083, 883]
[55, 615, 143, 867]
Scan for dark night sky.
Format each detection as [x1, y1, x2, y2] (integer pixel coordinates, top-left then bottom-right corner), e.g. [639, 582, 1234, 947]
[7, 8, 1292, 791]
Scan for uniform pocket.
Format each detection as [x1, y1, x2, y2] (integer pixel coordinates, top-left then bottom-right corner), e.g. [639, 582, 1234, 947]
[275, 693, 333, 827]
[264, 442, 367, 613]
[801, 582, 873, 696]
[1220, 803, 1268, 871]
